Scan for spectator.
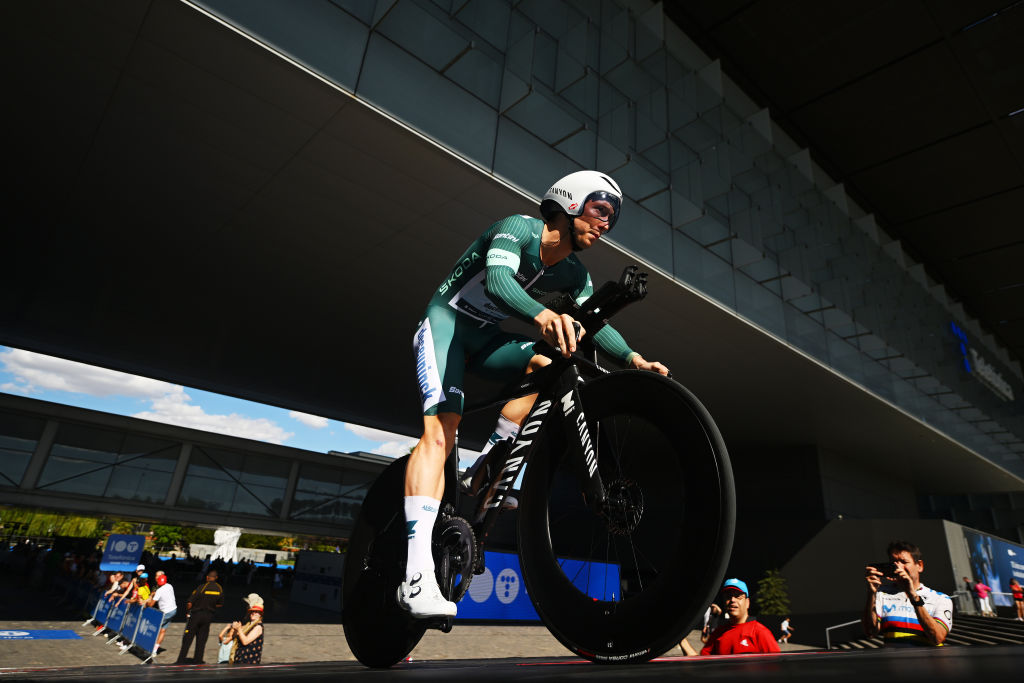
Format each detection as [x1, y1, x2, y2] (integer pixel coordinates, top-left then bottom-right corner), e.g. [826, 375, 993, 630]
[144, 570, 177, 658]
[229, 593, 265, 664]
[700, 579, 779, 655]
[961, 576, 976, 613]
[135, 573, 152, 605]
[778, 616, 794, 644]
[700, 603, 724, 644]
[1010, 578, 1023, 621]
[175, 569, 224, 664]
[974, 580, 995, 617]
[863, 539, 952, 646]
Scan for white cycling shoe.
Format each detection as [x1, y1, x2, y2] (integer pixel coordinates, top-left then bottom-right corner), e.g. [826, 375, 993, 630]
[397, 572, 457, 618]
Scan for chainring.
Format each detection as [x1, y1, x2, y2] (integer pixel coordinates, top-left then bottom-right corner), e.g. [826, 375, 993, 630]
[432, 515, 477, 604]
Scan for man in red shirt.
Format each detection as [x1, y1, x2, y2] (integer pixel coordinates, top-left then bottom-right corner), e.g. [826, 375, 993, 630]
[700, 578, 781, 655]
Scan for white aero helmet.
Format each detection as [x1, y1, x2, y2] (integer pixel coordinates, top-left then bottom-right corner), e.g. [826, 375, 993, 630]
[540, 170, 623, 230]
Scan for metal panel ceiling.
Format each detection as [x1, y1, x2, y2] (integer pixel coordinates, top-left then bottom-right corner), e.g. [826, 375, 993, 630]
[664, 0, 1024, 367]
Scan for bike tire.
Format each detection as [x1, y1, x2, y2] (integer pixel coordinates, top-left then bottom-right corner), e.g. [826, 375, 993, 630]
[517, 371, 735, 663]
[342, 455, 427, 667]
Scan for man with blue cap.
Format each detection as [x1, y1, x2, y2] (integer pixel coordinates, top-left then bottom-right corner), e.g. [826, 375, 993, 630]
[700, 578, 780, 655]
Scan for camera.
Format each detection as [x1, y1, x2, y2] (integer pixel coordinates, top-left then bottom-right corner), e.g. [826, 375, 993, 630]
[868, 561, 899, 581]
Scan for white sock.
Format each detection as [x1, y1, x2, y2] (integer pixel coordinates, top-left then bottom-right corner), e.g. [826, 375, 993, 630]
[404, 495, 440, 584]
[463, 415, 520, 485]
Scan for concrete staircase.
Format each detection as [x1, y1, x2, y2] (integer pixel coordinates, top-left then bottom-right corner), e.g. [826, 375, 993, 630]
[833, 616, 1024, 649]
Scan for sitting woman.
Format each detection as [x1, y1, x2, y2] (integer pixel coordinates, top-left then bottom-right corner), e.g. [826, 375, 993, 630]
[228, 593, 265, 665]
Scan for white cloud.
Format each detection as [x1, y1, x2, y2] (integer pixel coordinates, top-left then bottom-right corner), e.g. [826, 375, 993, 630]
[1, 348, 293, 444]
[344, 423, 417, 457]
[133, 393, 294, 444]
[289, 411, 329, 429]
[0, 348, 180, 399]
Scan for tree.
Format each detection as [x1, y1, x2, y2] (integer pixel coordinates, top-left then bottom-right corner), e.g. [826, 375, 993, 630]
[150, 525, 183, 550]
[181, 527, 215, 546]
[755, 569, 791, 616]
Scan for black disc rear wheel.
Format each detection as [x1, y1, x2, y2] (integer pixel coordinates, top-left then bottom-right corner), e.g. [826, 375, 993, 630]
[342, 456, 426, 667]
[517, 371, 735, 663]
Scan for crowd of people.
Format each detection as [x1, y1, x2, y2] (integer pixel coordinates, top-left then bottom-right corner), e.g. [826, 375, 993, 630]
[0, 538, 285, 666]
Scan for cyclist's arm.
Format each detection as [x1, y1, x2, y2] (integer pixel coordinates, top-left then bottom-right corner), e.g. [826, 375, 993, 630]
[483, 216, 546, 322]
[575, 279, 669, 373]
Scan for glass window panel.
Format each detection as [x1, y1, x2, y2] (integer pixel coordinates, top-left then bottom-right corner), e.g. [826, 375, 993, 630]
[0, 412, 44, 487]
[609, 199, 672, 273]
[734, 271, 785, 338]
[0, 449, 31, 488]
[672, 230, 736, 309]
[291, 464, 374, 523]
[377, 0, 468, 72]
[555, 127, 597, 169]
[504, 89, 583, 145]
[230, 483, 280, 517]
[238, 453, 290, 489]
[359, 34, 497, 169]
[105, 465, 171, 505]
[782, 303, 828, 363]
[199, 0, 368, 91]
[445, 47, 502, 108]
[0, 412, 45, 452]
[494, 117, 578, 197]
[178, 476, 231, 512]
[38, 423, 121, 489]
[454, 0, 511, 52]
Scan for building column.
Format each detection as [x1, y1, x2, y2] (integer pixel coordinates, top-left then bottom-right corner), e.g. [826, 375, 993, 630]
[19, 420, 58, 490]
[164, 443, 192, 506]
[280, 460, 300, 519]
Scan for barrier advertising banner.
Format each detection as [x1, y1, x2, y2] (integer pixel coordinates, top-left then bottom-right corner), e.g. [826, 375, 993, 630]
[133, 608, 163, 654]
[456, 550, 620, 621]
[94, 594, 112, 626]
[121, 604, 141, 642]
[100, 534, 145, 572]
[106, 600, 128, 633]
[963, 528, 1024, 607]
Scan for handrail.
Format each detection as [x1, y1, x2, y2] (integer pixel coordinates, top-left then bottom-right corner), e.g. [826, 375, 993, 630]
[824, 619, 862, 651]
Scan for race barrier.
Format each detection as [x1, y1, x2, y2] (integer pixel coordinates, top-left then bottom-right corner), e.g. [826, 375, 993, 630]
[80, 588, 163, 664]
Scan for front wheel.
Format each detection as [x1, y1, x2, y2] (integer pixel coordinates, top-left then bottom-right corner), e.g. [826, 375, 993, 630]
[517, 371, 735, 663]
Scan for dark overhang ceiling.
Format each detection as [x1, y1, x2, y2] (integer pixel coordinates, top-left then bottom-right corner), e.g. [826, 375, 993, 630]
[0, 0, 1020, 494]
[663, 0, 1024, 371]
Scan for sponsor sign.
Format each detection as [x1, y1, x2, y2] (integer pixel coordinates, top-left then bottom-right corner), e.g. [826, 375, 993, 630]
[964, 528, 1024, 608]
[0, 630, 81, 640]
[106, 600, 128, 633]
[100, 534, 145, 572]
[456, 550, 619, 621]
[133, 608, 163, 654]
[121, 604, 141, 641]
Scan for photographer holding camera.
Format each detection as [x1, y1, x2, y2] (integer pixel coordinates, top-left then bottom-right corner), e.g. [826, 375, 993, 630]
[863, 540, 952, 647]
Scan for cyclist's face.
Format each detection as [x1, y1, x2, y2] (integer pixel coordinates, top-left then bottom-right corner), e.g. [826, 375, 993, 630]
[572, 199, 616, 249]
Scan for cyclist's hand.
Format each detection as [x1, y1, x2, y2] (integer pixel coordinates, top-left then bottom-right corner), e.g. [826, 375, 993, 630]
[535, 310, 585, 357]
[865, 566, 883, 594]
[630, 354, 670, 376]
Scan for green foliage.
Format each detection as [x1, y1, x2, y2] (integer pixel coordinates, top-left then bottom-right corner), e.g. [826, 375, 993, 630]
[0, 507, 104, 538]
[755, 569, 791, 616]
[181, 527, 215, 545]
[110, 521, 137, 535]
[150, 525, 183, 548]
[238, 533, 286, 550]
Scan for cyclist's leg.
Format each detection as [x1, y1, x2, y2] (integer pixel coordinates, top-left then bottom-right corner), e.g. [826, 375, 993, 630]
[402, 308, 467, 618]
[461, 342, 547, 489]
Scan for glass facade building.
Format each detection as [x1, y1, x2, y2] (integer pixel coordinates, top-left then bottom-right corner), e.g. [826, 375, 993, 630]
[0, 394, 387, 536]
[193, 0, 1023, 477]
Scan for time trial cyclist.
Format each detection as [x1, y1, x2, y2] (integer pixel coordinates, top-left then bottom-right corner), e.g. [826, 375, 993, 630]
[400, 170, 670, 618]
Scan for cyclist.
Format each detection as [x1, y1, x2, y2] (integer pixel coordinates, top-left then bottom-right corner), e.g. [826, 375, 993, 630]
[399, 170, 669, 618]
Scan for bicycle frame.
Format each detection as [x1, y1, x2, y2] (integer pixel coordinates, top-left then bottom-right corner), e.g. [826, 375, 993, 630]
[462, 345, 611, 553]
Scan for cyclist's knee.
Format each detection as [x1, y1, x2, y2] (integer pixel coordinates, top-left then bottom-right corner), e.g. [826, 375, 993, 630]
[526, 354, 551, 373]
[420, 413, 460, 453]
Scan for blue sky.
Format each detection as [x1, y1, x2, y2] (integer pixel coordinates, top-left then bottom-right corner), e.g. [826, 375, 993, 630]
[0, 345, 424, 458]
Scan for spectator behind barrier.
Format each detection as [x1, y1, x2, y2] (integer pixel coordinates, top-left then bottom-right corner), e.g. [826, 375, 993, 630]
[863, 539, 952, 646]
